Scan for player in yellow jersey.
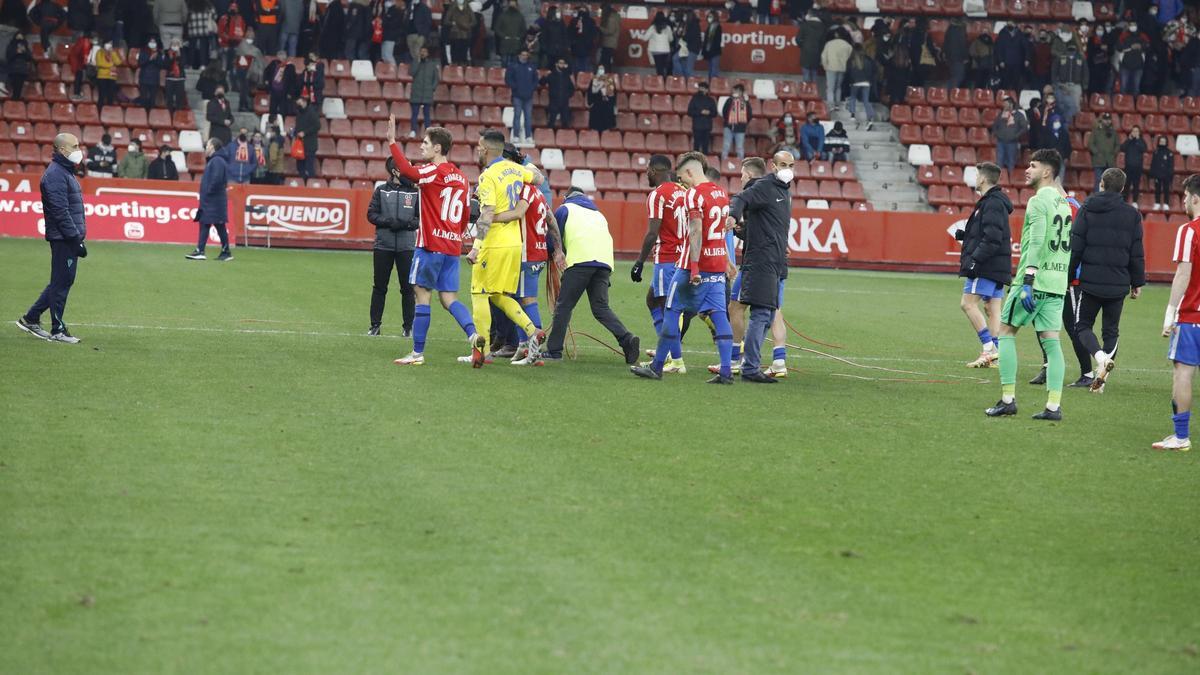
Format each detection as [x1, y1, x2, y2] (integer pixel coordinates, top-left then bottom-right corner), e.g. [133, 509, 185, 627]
[466, 130, 547, 367]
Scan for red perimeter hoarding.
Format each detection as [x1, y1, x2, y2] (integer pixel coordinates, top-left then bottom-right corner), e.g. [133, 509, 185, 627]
[0, 174, 1184, 282]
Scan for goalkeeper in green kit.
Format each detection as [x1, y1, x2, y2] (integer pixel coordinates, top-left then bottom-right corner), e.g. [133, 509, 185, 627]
[986, 149, 1074, 421]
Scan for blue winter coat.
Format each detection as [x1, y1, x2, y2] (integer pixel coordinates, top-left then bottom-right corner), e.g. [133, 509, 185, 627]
[196, 153, 229, 225]
[137, 49, 165, 86]
[41, 153, 86, 241]
[505, 61, 539, 101]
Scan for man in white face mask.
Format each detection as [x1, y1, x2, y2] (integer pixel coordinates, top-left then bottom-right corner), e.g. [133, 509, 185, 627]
[724, 151, 794, 383]
[15, 133, 88, 344]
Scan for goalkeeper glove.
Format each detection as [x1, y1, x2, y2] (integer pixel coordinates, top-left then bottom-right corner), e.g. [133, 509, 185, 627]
[630, 260, 644, 283]
[1020, 272, 1036, 312]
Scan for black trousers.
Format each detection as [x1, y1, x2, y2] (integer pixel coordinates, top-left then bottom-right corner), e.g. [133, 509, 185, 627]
[24, 239, 80, 334]
[1075, 290, 1125, 363]
[546, 265, 633, 356]
[8, 74, 25, 100]
[165, 79, 187, 111]
[651, 53, 670, 77]
[97, 79, 117, 110]
[197, 223, 230, 252]
[370, 248, 414, 330]
[1123, 167, 1143, 204]
[547, 102, 571, 129]
[138, 83, 158, 110]
[693, 130, 711, 154]
[1155, 177, 1171, 204]
[1060, 286, 1092, 377]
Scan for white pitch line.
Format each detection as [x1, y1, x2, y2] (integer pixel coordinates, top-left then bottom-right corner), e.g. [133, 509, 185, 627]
[63, 321, 1174, 375]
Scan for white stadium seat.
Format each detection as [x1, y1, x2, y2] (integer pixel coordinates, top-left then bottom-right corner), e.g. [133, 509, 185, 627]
[502, 106, 514, 128]
[964, 0, 987, 16]
[1072, 1, 1095, 21]
[351, 60, 376, 81]
[752, 79, 777, 101]
[908, 144, 933, 166]
[625, 6, 648, 20]
[1019, 89, 1040, 109]
[855, 0, 879, 13]
[963, 165, 979, 187]
[540, 148, 565, 171]
[571, 169, 597, 193]
[806, 199, 830, 210]
[179, 130, 205, 153]
[717, 96, 729, 112]
[169, 150, 187, 173]
[1177, 135, 1200, 156]
[322, 97, 346, 120]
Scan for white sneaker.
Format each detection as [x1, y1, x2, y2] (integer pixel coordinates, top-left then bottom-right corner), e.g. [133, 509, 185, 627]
[1153, 203, 1162, 211]
[49, 331, 81, 344]
[967, 349, 999, 368]
[706, 361, 742, 375]
[767, 359, 788, 378]
[663, 358, 688, 374]
[1090, 353, 1114, 392]
[408, 130, 416, 138]
[510, 350, 543, 366]
[1151, 435, 1191, 451]
[393, 351, 425, 366]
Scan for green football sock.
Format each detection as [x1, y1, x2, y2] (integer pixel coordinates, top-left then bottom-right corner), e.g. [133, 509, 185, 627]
[998, 335, 1018, 402]
[1041, 336, 1064, 409]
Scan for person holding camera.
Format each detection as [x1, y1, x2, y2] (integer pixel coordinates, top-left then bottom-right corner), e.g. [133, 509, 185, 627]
[366, 158, 419, 336]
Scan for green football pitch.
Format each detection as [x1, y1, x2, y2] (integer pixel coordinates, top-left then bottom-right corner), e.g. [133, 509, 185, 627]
[2, 239, 1197, 674]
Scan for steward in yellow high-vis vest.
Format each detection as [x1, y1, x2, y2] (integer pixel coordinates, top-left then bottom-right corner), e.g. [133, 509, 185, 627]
[545, 187, 641, 365]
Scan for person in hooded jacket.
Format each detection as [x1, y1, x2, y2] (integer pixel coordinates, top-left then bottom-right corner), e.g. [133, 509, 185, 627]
[1067, 167, 1145, 390]
[365, 157, 418, 336]
[1149, 135, 1175, 211]
[537, 5, 567, 69]
[956, 162, 1013, 368]
[117, 139, 149, 178]
[186, 137, 234, 261]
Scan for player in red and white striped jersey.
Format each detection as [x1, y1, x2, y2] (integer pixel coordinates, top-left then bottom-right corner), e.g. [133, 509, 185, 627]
[630, 155, 688, 373]
[1155, 174, 1200, 451]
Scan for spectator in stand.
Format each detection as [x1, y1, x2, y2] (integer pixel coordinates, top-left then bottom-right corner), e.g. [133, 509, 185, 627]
[729, 0, 752, 24]
[67, 33, 92, 100]
[221, 129, 259, 184]
[913, 21, 940, 87]
[881, 30, 912, 105]
[506, 48, 539, 146]
[217, 3, 247, 72]
[797, 8, 825, 83]
[538, 5, 567, 70]
[721, 83, 753, 162]
[991, 96, 1028, 174]
[569, 6, 597, 74]
[263, 52, 296, 117]
[298, 53, 325, 105]
[495, 0, 526, 67]
[1121, 125, 1148, 205]
[69, 0, 95, 37]
[381, 0, 404, 64]
[523, 27, 540, 66]
[5, 36, 31, 101]
[702, 10, 722, 79]
[1089, 113, 1117, 192]
[124, 0, 154, 49]
[263, 125, 287, 184]
[319, 0, 346, 60]
[821, 29, 851, 108]
[1119, 39, 1146, 96]
[409, 45, 438, 137]
[771, 112, 802, 158]
[1051, 42, 1087, 126]
[294, 95, 320, 181]
[254, 0, 280, 56]
[598, 3, 620, 70]
[136, 38, 166, 111]
[443, 0, 475, 65]
[843, 16, 864, 45]
[1045, 114, 1072, 166]
[184, 0, 217, 70]
[968, 32, 994, 90]
[369, 0, 387, 63]
[148, 144, 180, 180]
[1087, 23, 1113, 94]
[248, 130, 269, 183]
[117, 139, 149, 179]
[94, 40, 123, 112]
[799, 112, 825, 161]
[825, 121, 849, 167]
[846, 43, 875, 127]
[279, 0, 302, 57]
[541, 57, 575, 131]
[994, 23, 1027, 92]
[646, 11, 672, 78]
[1150, 135, 1175, 211]
[366, 157, 418, 337]
[155, 0, 187, 48]
[1026, 96, 1043, 151]
[233, 30, 264, 112]
[674, 10, 702, 78]
[29, 0, 66, 52]
[164, 39, 188, 111]
[1030, 28, 1053, 92]
[941, 16, 968, 89]
[344, 0, 370, 60]
[587, 68, 617, 134]
[687, 80, 718, 154]
[1179, 28, 1200, 98]
[87, 133, 118, 178]
[186, 138, 234, 261]
[206, 83, 234, 144]
[405, 0, 432, 65]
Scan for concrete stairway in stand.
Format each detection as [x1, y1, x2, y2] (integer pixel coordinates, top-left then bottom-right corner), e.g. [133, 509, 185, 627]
[828, 103, 932, 213]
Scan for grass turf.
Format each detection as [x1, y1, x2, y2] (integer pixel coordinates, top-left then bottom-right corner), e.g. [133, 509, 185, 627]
[1, 238, 1197, 674]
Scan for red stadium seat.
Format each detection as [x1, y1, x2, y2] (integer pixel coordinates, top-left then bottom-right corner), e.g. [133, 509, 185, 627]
[123, 107, 147, 127]
[1144, 114, 1166, 136]
[1120, 113, 1143, 133]
[50, 103, 75, 124]
[316, 137, 337, 158]
[382, 81, 406, 101]
[1135, 95, 1158, 113]
[320, 159, 344, 177]
[629, 93, 651, 113]
[608, 152, 631, 171]
[599, 130, 621, 149]
[336, 138, 359, 158]
[917, 166, 939, 185]
[966, 127, 990, 146]
[464, 66, 486, 86]
[0, 142, 15, 163]
[665, 76, 688, 94]
[819, 181, 842, 200]
[617, 172, 642, 191]
[795, 180, 820, 198]
[1112, 94, 1134, 113]
[921, 125, 945, 144]
[959, 108, 981, 126]
[929, 145, 952, 164]
[949, 88, 971, 107]
[810, 160, 832, 179]
[330, 119, 353, 138]
[620, 73, 644, 92]
[1089, 93, 1111, 111]
[554, 129, 579, 149]
[953, 146, 977, 164]
[645, 133, 668, 154]
[343, 160, 367, 179]
[708, 77, 732, 96]
[950, 185, 975, 206]
[1160, 96, 1181, 115]
[941, 165, 962, 185]
[624, 132, 646, 152]
[594, 171, 617, 191]
[643, 76, 664, 93]
[905, 87, 927, 105]
[440, 66, 464, 84]
[973, 89, 995, 107]
[890, 105, 912, 125]
[34, 122, 58, 143]
[945, 126, 968, 146]
[841, 182, 865, 202]
[3, 100, 27, 119]
[926, 88, 948, 106]
[352, 119, 375, 139]
[935, 107, 959, 126]
[911, 105, 935, 125]
[927, 184, 950, 205]
[337, 79, 359, 98]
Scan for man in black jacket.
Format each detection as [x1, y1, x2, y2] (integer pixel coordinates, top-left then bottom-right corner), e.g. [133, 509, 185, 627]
[728, 152, 793, 383]
[366, 158, 419, 336]
[687, 81, 717, 154]
[1069, 167, 1146, 392]
[957, 162, 1013, 368]
[540, 58, 575, 130]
